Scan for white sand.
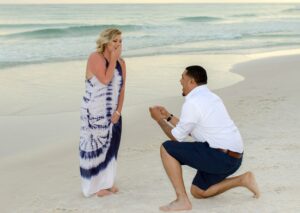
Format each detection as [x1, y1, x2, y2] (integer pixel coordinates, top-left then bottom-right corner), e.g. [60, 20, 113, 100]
[0, 51, 299, 212]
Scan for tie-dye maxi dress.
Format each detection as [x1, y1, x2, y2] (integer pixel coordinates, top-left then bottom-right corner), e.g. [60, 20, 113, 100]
[79, 60, 123, 197]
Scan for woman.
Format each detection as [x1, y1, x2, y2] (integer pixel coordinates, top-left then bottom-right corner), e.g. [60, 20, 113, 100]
[79, 28, 126, 197]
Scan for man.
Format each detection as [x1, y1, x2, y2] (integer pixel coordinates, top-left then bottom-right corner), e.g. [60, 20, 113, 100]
[149, 65, 260, 212]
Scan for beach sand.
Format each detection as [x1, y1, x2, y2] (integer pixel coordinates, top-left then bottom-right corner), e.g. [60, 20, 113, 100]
[0, 52, 299, 212]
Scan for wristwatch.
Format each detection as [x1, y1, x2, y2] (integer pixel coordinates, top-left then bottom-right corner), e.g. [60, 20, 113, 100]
[166, 114, 173, 122]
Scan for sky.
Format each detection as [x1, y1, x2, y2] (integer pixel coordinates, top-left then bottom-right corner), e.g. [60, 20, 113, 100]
[1, 0, 300, 4]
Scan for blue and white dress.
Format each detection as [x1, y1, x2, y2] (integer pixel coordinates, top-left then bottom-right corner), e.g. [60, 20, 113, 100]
[79, 59, 123, 197]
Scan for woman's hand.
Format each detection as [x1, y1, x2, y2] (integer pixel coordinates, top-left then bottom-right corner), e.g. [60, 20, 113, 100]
[108, 44, 122, 61]
[111, 110, 121, 124]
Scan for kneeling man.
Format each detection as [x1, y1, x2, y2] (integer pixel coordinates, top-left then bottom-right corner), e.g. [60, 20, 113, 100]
[149, 65, 260, 211]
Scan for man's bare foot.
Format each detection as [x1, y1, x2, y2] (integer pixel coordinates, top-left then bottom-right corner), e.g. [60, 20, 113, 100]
[159, 199, 192, 212]
[241, 171, 260, 198]
[96, 189, 113, 197]
[108, 186, 119, 193]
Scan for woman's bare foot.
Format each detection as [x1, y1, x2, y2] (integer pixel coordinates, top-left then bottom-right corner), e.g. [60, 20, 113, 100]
[96, 189, 113, 197]
[241, 171, 260, 198]
[108, 185, 119, 193]
[159, 198, 192, 212]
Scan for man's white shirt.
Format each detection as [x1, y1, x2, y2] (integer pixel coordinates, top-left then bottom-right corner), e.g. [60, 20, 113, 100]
[171, 85, 243, 153]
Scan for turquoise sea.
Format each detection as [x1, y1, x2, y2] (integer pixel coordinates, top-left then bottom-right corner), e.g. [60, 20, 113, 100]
[0, 3, 300, 69]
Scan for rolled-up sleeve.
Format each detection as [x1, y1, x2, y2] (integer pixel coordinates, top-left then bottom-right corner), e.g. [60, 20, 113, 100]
[171, 101, 198, 142]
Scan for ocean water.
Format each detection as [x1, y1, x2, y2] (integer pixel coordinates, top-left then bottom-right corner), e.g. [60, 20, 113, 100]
[0, 3, 300, 69]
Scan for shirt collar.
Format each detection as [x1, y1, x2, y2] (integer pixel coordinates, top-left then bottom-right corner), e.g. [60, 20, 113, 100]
[185, 85, 208, 100]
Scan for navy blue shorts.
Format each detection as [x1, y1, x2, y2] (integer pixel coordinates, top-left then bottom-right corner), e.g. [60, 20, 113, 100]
[162, 141, 242, 190]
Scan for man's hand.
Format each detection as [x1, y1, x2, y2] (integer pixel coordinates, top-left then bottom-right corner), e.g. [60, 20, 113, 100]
[149, 106, 177, 141]
[156, 106, 170, 119]
[149, 106, 164, 122]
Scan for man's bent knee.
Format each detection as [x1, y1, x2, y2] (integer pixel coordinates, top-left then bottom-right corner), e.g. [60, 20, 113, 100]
[160, 143, 166, 153]
[190, 185, 207, 199]
[160, 143, 169, 158]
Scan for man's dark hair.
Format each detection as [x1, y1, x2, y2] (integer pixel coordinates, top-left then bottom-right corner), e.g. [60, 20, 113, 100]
[185, 65, 207, 85]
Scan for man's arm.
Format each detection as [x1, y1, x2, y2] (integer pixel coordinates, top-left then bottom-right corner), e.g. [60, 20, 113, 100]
[166, 114, 179, 127]
[155, 101, 198, 142]
[157, 119, 177, 141]
[149, 107, 177, 141]
[156, 106, 179, 127]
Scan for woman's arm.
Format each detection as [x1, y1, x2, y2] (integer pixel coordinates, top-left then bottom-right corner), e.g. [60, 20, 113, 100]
[87, 51, 119, 85]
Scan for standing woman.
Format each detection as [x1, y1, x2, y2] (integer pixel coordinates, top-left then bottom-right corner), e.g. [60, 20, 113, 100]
[79, 28, 126, 197]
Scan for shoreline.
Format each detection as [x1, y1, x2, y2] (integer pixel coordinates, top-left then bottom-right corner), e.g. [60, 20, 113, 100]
[2, 47, 300, 71]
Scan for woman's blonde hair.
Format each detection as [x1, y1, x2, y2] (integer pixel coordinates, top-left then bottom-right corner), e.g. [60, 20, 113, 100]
[96, 28, 122, 53]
